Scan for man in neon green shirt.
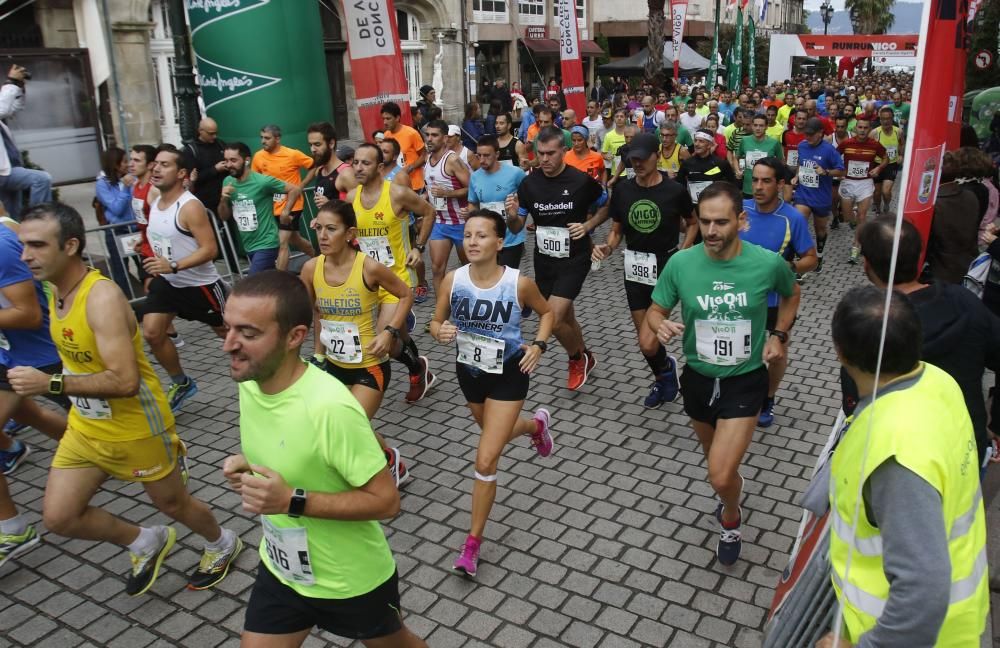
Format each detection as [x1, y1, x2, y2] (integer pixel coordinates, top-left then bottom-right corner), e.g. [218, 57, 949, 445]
[221, 271, 428, 648]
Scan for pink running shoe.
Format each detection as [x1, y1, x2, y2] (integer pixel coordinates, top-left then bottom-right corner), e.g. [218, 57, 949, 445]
[453, 535, 481, 577]
[531, 408, 554, 458]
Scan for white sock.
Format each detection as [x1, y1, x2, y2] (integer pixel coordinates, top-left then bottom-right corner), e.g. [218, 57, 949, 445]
[205, 527, 234, 553]
[0, 514, 27, 536]
[127, 525, 164, 555]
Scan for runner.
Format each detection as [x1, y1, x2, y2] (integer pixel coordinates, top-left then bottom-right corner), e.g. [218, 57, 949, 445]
[677, 130, 738, 213]
[565, 126, 606, 182]
[142, 144, 230, 411]
[791, 118, 844, 273]
[416, 120, 471, 299]
[740, 158, 817, 427]
[379, 135, 430, 303]
[872, 105, 905, 215]
[218, 141, 299, 275]
[656, 123, 690, 178]
[780, 109, 808, 203]
[127, 144, 158, 265]
[512, 127, 609, 390]
[467, 135, 528, 268]
[836, 116, 887, 263]
[592, 133, 696, 408]
[644, 182, 800, 565]
[220, 271, 427, 648]
[304, 121, 355, 207]
[13, 202, 242, 594]
[429, 209, 554, 578]
[251, 124, 315, 272]
[608, 125, 638, 188]
[827, 114, 851, 230]
[735, 115, 783, 198]
[348, 144, 438, 403]
[494, 112, 526, 170]
[300, 200, 414, 486]
[601, 109, 628, 178]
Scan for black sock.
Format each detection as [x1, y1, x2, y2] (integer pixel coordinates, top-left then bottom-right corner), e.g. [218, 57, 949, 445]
[396, 337, 422, 376]
[643, 346, 668, 376]
[569, 351, 582, 361]
[816, 235, 827, 255]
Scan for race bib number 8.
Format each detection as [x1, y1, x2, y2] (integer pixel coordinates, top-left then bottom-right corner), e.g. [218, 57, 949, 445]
[357, 236, 395, 267]
[456, 331, 505, 374]
[262, 517, 315, 585]
[319, 320, 363, 364]
[623, 248, 657, 286]
[846, 160, 869, 179]
[695, 319, 751, 366]
[798, 166, 819, 188]
[536, 226, 570, 258]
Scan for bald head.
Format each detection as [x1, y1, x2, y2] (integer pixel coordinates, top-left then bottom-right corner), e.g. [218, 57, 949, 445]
[198, 118, 219, 143]
[562, 109, 577, 128]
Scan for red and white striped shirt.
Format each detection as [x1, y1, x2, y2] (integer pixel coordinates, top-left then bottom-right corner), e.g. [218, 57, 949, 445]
[424, 150, 467, 225]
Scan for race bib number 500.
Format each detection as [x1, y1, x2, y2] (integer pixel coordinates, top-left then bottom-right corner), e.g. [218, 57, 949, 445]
[536, 226, 570, 258]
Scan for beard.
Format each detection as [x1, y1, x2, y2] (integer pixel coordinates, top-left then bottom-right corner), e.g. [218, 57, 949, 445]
[312, 148, 332, 167]
[229, 344, 286, 384]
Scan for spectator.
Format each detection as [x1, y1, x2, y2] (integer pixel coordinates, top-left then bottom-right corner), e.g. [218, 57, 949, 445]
[488, 77, 513, 113]
[927, 151, 981, 283]
[485, 99, 503, 137]
[461, 102, 486, 151]
[545, 76, 561, 101]
[0, 64, 52, 219]
[94, 147, 141, 296]
[416, 85, 437, 125]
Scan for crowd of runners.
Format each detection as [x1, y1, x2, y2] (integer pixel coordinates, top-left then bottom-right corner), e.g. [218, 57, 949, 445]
[1, 65, 996, 647]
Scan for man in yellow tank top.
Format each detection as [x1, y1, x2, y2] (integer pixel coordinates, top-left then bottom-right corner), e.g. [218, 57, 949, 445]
[872, 106, 905, 216]
[11, 203, 243, 597]
[347, 144, 440, 404]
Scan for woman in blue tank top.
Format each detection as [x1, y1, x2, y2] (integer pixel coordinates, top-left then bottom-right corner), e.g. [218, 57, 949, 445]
[430, 208, 555, 579]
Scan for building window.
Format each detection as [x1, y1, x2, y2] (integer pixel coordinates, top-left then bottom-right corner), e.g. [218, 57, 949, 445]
[149, 0, 181, 145]
[551, 0, 584, 22]
[397, 9, 425, 104]
[518, 0, 545, 25]
[473, 0, 508, 22]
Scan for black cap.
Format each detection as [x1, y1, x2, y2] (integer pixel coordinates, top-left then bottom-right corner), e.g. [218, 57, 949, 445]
[627, 133, 659, 160]
[803, 117, 824, 135]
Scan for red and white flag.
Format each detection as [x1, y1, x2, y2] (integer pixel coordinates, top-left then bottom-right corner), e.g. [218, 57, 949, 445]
[671, 0, 689, 80]
[556, 0, 587, 116]
[340, 0, 413, 139]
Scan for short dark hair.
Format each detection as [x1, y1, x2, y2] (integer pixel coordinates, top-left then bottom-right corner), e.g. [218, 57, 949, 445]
[21, 202, 87, 255]
[751, 114, 767, 125]
[230, 269, 313, 336]
[536, 126, 566, 147]
[752, 157, 788, 183]
[156, 144, 195, 173]
[101, 147, 126, 181]
[697, 182, 742, 216]
[355, 142, 384, 165]
[794, 108, 809, 119]
[131, 144, 157, 165]
[466, 208, 507, 239]
[424, 119, 448, 136]
[381, 102, 402, 118]
[224, 141, 252, 160]
[379, 136, 401, 159]
[261, 124, 281, 138]
[476, 134, 499, 151]
[317, 199, 357, 229]
[537, 108, 555, 121]
[858, 216, 922, 283]
[832, 286, 921, 375]
[307, 121, 337, 143]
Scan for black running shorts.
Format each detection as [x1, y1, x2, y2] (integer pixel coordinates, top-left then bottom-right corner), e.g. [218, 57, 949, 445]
[456, 354, 530, 404]
[875, 162, 899, 184]
[277, 210, 304, 232]
[321, 361, 391, 393]
[680, 366, 768, 426]
[498, 242, 524, 269]
[140, 277, 228, 327]
[534, 252, 590, 300]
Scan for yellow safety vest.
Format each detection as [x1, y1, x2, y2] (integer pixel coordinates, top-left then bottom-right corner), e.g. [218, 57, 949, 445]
[829, 363, 988, 646]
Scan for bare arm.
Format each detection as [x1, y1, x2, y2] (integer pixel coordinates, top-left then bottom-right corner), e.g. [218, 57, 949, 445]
[217, 183, 234, 221]
[176, 201, 219, 270]
[445, 157, 470, 199]
[336, 166, 358, 193]
[390, 168, 410, 188]
[407, 147, 427, 175]
[0, 280, 42, 330]
[298, 258, 324, 357]
[429, 271, 457, 341]
[280, 182, 302, 220]
[680, 215, 698, 249]
[363, 257, 414, 358]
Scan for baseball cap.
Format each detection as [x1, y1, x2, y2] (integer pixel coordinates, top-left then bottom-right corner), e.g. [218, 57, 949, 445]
[448, 124, 461, 137]
[626, 133, 659, 160]
[803, 118, 824, 135]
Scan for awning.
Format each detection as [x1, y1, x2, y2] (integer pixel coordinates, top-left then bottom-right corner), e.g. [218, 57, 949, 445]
[521, 38, 605, 57]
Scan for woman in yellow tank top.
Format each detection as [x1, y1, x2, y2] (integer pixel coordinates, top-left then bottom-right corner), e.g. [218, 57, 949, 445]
[300, 200, 414, 482]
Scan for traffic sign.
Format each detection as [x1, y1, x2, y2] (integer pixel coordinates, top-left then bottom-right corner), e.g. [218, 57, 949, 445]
[975, 49, 993, 70]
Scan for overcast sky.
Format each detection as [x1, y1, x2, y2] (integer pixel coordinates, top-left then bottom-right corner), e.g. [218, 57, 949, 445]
[802, 0, 846, 10]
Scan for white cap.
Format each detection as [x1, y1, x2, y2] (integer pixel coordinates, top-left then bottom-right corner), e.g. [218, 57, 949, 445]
[448, 125, 461, 137]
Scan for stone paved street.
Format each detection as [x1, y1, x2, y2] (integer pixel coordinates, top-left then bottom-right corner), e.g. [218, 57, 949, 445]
[0, 210, 995, 647]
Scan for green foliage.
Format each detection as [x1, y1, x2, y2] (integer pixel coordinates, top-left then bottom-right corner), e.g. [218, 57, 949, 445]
[966, 0, 1000, 91]
[594, 34, 611, 67]
[845, 0, 895, 34]
[694, 23, 770, 89]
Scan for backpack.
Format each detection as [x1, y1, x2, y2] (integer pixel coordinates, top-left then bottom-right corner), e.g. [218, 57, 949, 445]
[963, 252, 993, 299]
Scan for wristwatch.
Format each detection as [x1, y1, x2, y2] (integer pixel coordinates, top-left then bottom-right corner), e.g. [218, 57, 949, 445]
[169, 261, 179, 273]
[48, 373, 64, 395]
[415, 242, 426, 253]
[384, 325, 401, 340]
[769, 329, 789, 344]
[288, 488, 307, 517]
[531, 340, 548, 353]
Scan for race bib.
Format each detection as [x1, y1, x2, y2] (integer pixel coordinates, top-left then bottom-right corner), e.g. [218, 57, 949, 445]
[738, 159, 746, 173]
[233, 200, 259, 232]
[456, 331, 505, 374]
[319, 320, 363, 364]
[130, 197, 147, 225]
[0, 331, 9, 351]
[272, 192, 287, 204]
[262, 517, 315, 586]
[64, 368, 112, 420]
[786, 150, 799, 167]
[626, 168, 636, 179]
[357, 236, 395, 267]
[886, 146, 898, 160]
[846, 160, 869, 179]
[798, 166, 819, 188]
[480, 201, 505, 217]
[745, 150, 767, 169]
[688, 181, 711, 203]
[623, 248, 657, 286]
[116, 232, 144, 257]
[148, 231, 173, 260]
[536, 226, 570, 258]
[695, 319, 752, 366]
[431, 186, 447, 211]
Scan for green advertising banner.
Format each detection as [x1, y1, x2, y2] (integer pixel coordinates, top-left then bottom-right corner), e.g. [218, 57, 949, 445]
[185, 0, 332, 154]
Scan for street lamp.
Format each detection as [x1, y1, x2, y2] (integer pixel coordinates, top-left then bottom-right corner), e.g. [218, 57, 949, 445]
[821, 1, 835, 74]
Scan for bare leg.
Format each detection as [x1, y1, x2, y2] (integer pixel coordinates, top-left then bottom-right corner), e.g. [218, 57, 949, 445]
[429, 239, 453, 297]
[143, 465, 222, 543]
[548, 296, 585, 357]
[276, 230, 293, 272]
[143, 312, 183, 376]
[692, 418, 756, 525]
[44, 466, 140, 545]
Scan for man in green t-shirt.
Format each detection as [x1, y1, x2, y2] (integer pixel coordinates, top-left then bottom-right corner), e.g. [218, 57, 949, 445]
[890, 91, 910, 131]
[221, 271, 428, 648]
[218, 142, 300, 274]
[644, 182, 799, 566]
[736, 115, 784, 197]
[662, 105, 694, 148]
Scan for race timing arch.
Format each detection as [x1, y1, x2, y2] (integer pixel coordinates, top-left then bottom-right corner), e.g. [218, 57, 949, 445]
[767, 34, 919, 84]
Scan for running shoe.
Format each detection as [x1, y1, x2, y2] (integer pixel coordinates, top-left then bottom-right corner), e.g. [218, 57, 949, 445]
[167, 378, 198, 413]
[187, 535, 244, 591]
[404, 356, 436, 404]
[126, 526, 176, 597]
[168, 331, 185, 349]
[0, 525, 40, 568]
[530, 408, 554, 458]
[714, 503, 743, 566]
[814, 255, 824, 274]
[2, 419, 26, 436]
[453, 535, 481, 577]
[385, 447, 411, 488]
[758, 396, 775, 428]
[414, 285, 429, 304]
[830, 218, 840, 230]
[848, 245, 861, 264]
[0, 441, 29, 476]
[567, 350, 597, 391]
[643, 356, 680, 408]
[406, 311, 416, 333]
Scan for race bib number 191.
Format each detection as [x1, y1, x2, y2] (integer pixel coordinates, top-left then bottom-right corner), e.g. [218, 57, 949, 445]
[694, 319, 751, 366]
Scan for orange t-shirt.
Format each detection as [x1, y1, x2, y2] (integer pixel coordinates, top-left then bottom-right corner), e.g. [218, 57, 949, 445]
[251, 145, 313, 213]
[383, 124, 426, 190]
[565, 149, 605, 181]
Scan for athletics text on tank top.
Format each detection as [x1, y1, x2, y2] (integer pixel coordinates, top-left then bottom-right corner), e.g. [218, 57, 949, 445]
[352, 180, 414, 287]
[147, 190, 222, 288]
[450, 265, 523, 369]
[424, 150, 467, 225]
[312, 253, 382, 368]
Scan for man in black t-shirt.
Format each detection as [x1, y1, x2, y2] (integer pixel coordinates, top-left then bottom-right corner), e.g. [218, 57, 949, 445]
[512, 127, 609, 391]
[677, 130, 738, 213]
[593, 133, 697, 409]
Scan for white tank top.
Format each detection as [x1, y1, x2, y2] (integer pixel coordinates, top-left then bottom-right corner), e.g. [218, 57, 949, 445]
[423, 150, 466, 226]
[147, 190, 221, 288]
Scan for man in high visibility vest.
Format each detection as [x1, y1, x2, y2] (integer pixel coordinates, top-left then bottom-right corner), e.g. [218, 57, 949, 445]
[818, 286, 988, 647]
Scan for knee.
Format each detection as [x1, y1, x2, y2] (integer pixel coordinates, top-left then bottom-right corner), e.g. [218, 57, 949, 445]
[142, 323, 166, 346]
[43, 506, 76, 537]
[154, 490, 189, 520]
[37, 171, 52, 186]
[638, 335, 660, 357]
[474, 452, 500, 477]
[707, 466, 738, 494]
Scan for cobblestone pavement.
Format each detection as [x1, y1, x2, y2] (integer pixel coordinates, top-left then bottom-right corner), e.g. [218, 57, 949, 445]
[0, 212, 994, 647]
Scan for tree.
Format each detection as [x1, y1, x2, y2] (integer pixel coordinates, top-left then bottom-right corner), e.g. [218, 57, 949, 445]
[845, 0, 895, 35]
[966, 0, 1000, 91]
[645, 0, 667, 89]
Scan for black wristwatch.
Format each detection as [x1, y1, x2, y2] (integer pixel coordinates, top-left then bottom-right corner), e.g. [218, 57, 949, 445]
[769, 329, 789, 344]
[170, 261, 179, 273]
[531, 340, 548, 353]
[48, 373, 64, 395]
[415, 242, 426, 253]
[288, 488, 307, 517]
[384, 325, 401, 340]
